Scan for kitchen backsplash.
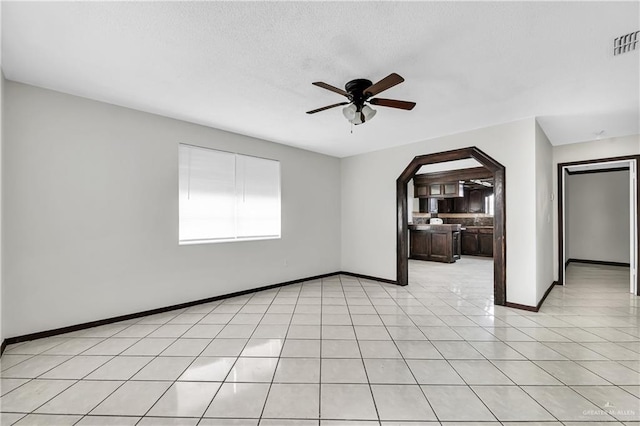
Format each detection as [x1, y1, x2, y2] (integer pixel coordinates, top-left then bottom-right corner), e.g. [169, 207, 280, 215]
[411, 213, 493, 227]
[442, 216, 494, 226]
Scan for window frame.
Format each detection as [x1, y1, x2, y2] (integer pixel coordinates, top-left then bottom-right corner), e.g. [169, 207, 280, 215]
[178, 143, 282, 245]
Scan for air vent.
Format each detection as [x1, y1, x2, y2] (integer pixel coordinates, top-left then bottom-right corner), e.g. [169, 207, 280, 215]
[614, 30, 639, 55]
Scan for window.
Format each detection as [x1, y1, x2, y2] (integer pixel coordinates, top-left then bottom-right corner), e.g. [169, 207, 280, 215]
[179, 144, 281, 244]
[485, 192, 495, 216]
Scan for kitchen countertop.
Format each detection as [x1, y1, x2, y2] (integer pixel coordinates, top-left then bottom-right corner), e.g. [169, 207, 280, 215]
[408, 224, 462, 231]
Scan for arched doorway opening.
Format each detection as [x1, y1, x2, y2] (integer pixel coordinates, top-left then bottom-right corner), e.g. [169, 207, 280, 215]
[396, 146, 506, 305]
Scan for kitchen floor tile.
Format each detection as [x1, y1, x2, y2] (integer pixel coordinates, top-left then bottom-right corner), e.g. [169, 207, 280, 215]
[0, 379, 75, 412]
[90, 381, 171, 416]
[262, 384, 319, 418]
[431, 341, 484, 359]
[472, 385, 555, 421]
[74, 415, 140, 425]
[178, 357, 235, 381]
[11, 414, 81, 425]
[578, 361, 640, 385]
[40, 356, 112, 379]
[287, 325, 321, 339]
[421, 385, 495, 421]
[0, 378, 30, 396]
[81, 338, 140, 355]
[281, 339, 321, 357]
[200, 339, 248, 357]
[449, 360, 513, 384]
[160, 338, 211, 356]
[147, 381, 221, 417]
[85, 356, 152, 380]
[534, 360, 611, 385]
[406, 360, 464, 384]
[121, 338, 176, 356]
[363, 359, 416, 384]
[522, 385, 615, 421]
[240, 339, 284, 357]
[227, 357, 278, 382]
[1, 355, 71, 379]
[320, 384, 378, 420]
[491, 360, 562, 385]
[36, 380, 123, 414]
[371, 384, 436, 421]
[358, 340, 402, 358]
[132, 356, 194, 381]
[322, 326, 356, 340]
[274, 357, 320, 383]
[321, 340, 361, 358]
[395, 340, 443, 359]
[321, 358, 367, 383]
[204, 382, 270, 418]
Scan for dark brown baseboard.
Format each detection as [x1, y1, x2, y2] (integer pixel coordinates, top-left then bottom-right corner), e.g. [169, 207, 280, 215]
[505, 281, 558, 313]
[1, 270, 399, 355]
[567, 258, 630, 268]
[339, 271, 398, 286]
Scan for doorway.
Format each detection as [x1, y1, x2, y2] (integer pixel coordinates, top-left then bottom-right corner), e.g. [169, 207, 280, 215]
[396, 147, 507, 305]
[558, 155, 639, 295]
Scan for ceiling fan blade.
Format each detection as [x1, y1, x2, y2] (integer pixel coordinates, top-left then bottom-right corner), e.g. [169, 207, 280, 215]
[306, 102, 350, 114]
[369, 98, 416, 110]
[312, 82, 349, 97]
[363, 73, 404, 97]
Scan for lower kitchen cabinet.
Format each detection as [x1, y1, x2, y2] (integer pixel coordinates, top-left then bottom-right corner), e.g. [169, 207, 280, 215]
[461, 227, 493, 257]
[409, 225, 461, 263]
[478, 231, 493, 257]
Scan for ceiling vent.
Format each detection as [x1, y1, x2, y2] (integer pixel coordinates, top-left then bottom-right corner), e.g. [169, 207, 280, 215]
[614, 30, 639, 55]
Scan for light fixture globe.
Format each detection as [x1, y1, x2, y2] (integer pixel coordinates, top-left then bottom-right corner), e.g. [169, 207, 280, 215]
[362, 105, 377, 121]
[342, 104, 357, 120]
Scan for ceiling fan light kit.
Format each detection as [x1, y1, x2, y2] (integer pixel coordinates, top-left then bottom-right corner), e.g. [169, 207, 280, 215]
[307, 73, 416, 126]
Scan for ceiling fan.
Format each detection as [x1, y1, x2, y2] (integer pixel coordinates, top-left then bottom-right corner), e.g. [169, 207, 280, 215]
[306, 73, 416, 125]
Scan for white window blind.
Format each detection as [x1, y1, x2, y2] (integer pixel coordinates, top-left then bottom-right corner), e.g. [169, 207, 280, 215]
[179, 144, 281, 244]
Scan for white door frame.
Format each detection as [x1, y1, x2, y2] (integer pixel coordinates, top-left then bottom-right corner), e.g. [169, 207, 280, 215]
[559, 158, 638, 294]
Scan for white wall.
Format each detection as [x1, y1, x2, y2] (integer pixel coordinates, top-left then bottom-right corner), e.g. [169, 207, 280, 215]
[1, 3, 4, 345]
[535, 121, 554, 301]
[552, 134, 640, 280]
[566, 170, 630, 263]
[341, 118, 540, 306]
[3, 81, 342, 338]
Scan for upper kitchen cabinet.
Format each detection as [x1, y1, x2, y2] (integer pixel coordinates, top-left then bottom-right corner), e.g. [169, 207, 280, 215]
[467, 189, 484, 213]
[428, 182, 464, 198]
[413, 167, 491, 199]
[414, 179, 463, 199]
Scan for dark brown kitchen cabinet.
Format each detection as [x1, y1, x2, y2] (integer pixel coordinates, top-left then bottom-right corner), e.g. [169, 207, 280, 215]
[461, 227, 493, 257]
[478, 231, 494, 257]
[452, 231, 461, 260]
[414, 181, 463, 198]
[461, 230, 479, 255]
[467, 189, 484, 213]
[415, 185, 428, 197]
[409, 226, 460, 263]
[419, 198, 438, 214]
[437, 198, 453, 213]
[453, 196, 467, 213]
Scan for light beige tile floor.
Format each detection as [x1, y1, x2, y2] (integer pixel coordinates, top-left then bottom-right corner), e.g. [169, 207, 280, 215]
[0, 257, 638, 425]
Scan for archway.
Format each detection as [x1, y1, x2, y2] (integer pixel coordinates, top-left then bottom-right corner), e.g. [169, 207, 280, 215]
[397, 146, 506, 305]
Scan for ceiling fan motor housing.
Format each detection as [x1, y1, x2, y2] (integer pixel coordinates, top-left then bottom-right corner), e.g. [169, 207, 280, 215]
[345, 79, 373, 110]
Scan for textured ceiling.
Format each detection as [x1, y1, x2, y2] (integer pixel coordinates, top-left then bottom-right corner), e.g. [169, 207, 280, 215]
[2, 1, 639, 157]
